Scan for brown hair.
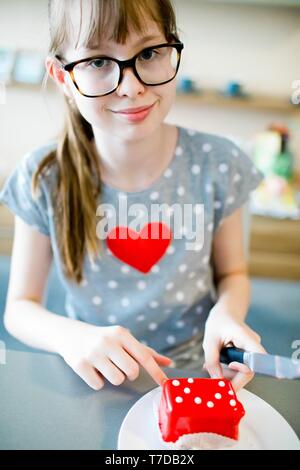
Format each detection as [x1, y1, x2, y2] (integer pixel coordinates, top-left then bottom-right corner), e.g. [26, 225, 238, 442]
[33, 0, 179, 284]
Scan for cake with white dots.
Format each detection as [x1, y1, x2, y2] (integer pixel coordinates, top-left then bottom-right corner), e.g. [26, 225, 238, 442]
[158, 378, 245, 449]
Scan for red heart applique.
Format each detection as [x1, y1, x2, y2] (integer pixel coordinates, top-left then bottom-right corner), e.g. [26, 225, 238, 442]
[107, 222, 172, 273]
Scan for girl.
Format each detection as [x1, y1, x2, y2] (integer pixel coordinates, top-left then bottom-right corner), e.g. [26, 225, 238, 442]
[0, 0, 266, 392]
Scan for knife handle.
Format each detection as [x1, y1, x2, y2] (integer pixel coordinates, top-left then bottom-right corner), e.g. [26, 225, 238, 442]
[220, 346, 245, 365]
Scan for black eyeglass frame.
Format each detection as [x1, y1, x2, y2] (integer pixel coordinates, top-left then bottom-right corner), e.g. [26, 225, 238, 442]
[55, 41, 184, 98]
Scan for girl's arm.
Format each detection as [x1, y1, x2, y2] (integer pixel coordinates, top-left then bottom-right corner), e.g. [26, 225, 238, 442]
[4, 216, 170, 388]
[203, 207, 266, 390]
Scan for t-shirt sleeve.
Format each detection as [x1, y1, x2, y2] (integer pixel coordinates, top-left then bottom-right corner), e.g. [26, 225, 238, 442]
[0, 151, 51, 236]
[212, 137, 264, 233]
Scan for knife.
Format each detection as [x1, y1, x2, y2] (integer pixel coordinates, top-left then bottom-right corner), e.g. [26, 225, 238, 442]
[220, 346, 300, 380]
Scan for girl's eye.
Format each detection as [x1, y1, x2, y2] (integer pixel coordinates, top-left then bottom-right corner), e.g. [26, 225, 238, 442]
[139, 49, 158, 61]
[88, 58, 111, 69]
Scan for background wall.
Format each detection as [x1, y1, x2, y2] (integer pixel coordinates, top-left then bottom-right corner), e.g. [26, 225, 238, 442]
[0, 0, 299, 176]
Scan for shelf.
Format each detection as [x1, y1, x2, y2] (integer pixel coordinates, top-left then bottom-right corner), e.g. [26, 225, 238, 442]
[206, 0, 300, 8]
[176, 90, 299, 114]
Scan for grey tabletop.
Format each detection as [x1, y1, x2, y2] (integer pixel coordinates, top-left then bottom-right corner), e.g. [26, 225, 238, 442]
[0, 349, 299, 450]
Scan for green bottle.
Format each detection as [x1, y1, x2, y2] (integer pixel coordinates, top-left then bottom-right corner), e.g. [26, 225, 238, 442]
[273, 130, 294, 181]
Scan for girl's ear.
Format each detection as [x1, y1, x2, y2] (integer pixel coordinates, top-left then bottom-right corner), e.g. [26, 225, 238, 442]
[45, 57, 73, 99]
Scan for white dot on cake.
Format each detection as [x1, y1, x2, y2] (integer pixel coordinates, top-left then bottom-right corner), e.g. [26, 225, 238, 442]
[175, 396, 183, 403]
[194, 397, 202, 404]
[218, 380, 225, 387]
[228, 390, 234, 395]
[172, 380, 180, 386]
[184, 387, 190, 394]
[207, 401, 214, 408]
[187, 378, 194, 383]
[230, 399, 237, 407]
[215, 393, 222, 399]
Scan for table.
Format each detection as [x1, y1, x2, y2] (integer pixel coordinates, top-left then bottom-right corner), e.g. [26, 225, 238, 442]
[0, 349, 299, 450]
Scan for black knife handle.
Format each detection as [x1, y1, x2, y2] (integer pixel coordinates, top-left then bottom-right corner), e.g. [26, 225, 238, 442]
[220, 346, 245, 365]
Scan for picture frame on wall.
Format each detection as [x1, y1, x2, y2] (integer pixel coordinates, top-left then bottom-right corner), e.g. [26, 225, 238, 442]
[0, 47, 16, 84]
[12, 50, 45, 85]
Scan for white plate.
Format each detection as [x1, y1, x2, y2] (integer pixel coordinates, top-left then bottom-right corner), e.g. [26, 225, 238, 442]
[118, 387, 300, 450]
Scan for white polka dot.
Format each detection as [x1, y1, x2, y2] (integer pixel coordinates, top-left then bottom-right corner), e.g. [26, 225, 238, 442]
[121, 297, 130, 307]
[196, 280, 206, 291]
[232, 148, 239, 157]
[166, 282, 174, 291]
[187, 378, 194, 383]
[164, 308, 172, 314]
[151, 264, 160, 273]
[219, 163, 228, 173]
[80, 279, 88, 287]
[176, 320, 185, 328]
[202, 143, 212, 153]
[203, 255, 209, 264]
[167, 245, 175, 255]
[214, 200, 222, 209]
[194, 397, 202, 404]
[191, 164, 201, 175]
[148, 322, 158, 331]
[193, 326, 199, 335]
[150, 191, 159, 201]
[215, 393, 222, 400]
[228, 390, 234, 396]
[218, 380, 225, 387]
[179, 264, 187, 273]
[137, 281, 146, 290]
[205, 184, 213, 193]
[233, 173, 241, 183]
[175, 146, 183, 156]
[176, 291, 185, 302]
[172, 379, 180, 386]
[91, 263, 100, 272]
[149, 300, 159, 308]
[207, 222, 213, 232]
[107, 315, 117, 324]
[121, 265, 130, 274]
[230, 399, 237, 407]
[188, 271, 196, 279]
[184, 387, 191, 394]
[207, 401, 214, 408]
[92, 296, 102, 305]
[164, 168, 173, 178]
[226, 195, 235, 205]
[177, 186, 185, 197]
[175, 396, 183, 403]
[166, 335, 176, 345]
[136, 314, 145, 322]
[108, 280, 118, 289]
[196, 305, 203, 314]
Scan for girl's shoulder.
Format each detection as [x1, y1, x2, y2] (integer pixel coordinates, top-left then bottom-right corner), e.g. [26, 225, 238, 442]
[20, 141, 58, 174]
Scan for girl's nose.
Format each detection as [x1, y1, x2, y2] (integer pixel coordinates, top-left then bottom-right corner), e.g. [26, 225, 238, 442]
[115, 68, 145, 98]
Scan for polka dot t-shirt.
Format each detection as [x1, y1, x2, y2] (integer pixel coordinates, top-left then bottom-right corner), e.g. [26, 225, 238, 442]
[0, 127, 263, 367]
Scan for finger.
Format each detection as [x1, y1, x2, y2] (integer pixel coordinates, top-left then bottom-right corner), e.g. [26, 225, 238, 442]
[228, 361, 254, 391]
[93, 355, 126, 386]
[74, 361, 105, 390]
[109, 349, 140, 382]
[122, 336, 168, 385]
[146, 347, 173, 365]
[232, 330, 267, 354]
[202, 339, 223, 378]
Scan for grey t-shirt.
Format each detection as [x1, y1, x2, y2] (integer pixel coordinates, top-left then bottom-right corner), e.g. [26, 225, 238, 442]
[0, 127, 263, 368]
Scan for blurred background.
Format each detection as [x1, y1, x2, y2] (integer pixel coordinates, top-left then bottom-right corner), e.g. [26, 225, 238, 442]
[0, 0, 299, 355]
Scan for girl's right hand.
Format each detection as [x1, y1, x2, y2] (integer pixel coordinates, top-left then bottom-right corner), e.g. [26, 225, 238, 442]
[57, 322, 172, 390]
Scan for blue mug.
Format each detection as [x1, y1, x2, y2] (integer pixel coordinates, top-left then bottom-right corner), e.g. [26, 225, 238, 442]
[225, 81, 243, 97]
[178, 78, 194, 93]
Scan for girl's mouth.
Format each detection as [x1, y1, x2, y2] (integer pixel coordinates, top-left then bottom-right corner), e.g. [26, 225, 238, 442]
[111, 102, 157, 123]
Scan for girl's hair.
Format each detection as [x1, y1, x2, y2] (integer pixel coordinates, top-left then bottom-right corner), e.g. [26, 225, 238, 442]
[33, 0, 179, 284]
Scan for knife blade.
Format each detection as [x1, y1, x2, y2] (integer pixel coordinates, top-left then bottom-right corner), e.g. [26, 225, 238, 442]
[220, 346, 300, 380]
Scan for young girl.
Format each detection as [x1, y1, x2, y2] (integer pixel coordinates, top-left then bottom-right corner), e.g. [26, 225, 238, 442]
[0, 0, 266, 392]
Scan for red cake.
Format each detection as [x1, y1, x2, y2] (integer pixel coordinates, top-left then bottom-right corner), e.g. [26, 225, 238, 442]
[158, 378, 245, 446]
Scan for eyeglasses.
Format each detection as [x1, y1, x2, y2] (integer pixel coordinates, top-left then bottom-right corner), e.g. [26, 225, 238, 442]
[55, 42, 184, 98]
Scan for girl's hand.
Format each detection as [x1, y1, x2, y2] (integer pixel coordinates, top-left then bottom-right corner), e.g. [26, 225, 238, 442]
[57, 322, 172, 390]
[203, 309, 267, 391]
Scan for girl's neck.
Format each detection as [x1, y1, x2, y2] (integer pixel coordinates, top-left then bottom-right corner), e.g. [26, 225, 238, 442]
[93, 124, 178, 192]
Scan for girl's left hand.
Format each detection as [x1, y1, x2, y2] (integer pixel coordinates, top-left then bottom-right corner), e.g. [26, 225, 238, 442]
[203, 308, 267, 391]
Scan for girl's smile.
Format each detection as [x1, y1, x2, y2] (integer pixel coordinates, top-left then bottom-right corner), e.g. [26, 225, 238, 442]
[109, 101, 158, 123]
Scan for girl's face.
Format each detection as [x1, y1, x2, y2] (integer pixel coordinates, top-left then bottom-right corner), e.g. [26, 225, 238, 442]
[61, 19, 177, 142]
